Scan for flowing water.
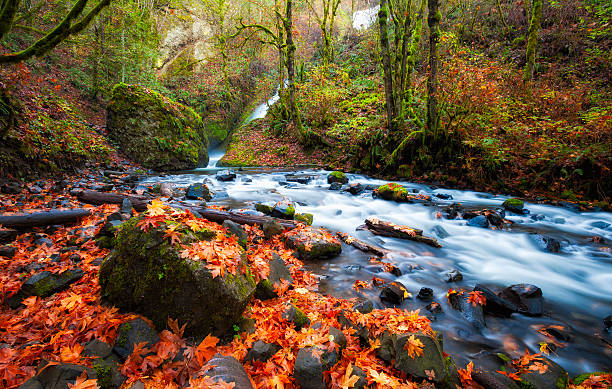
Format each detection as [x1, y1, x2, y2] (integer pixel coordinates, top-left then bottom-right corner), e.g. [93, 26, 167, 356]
[142, 169, 612, 375]
[353, 5, 380, 30]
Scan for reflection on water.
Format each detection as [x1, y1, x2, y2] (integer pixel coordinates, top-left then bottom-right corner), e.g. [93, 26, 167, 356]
[141, 169, 612, 374]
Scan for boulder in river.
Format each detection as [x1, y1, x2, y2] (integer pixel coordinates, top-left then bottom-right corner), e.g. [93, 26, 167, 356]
[380, 281, 410, 305]
[375, 182, 408, 201]
[294, 213, 313, 225]
[106, 83, 208, 170]
[448, 291, 486, 329]
[284, 227, 342, 260]
[327, 171, 348, 184]
[216, 170, 236, 182]
[529, 234, 561, 253]
[499, 284, 543, 316]
[502, 198, 525, 214]
[185, 182, 211, 201]
[99, 214, 256, 337]
[271, 199, 295, 219]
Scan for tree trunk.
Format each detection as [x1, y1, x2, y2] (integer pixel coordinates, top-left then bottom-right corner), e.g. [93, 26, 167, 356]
[189, 207, 298, 229]
[378, 0, 395, 129]
[0, 209, 92, 229]
[426, 0, 440, 133]
[76, 190, 150, 212]
[523, 0, 542, 81]
[284, 0, 304, 140]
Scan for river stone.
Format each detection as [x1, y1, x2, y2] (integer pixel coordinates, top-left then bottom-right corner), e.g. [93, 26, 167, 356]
[99, 214, 255, 337]
[120, 198, 133, 215]
[271, 199, 295, 219]
[185, 183, 211, 201]
[294, 346, 339, 389]
[499, 284, 543, 316]
[529, 234, 561, 253]
[417, 287, 434, 300]
[380, 281, 410, 305]
[159, 182, 173, 197]
[448, 292, 486, 329]
[35, 362, 96, 389]
[376, 331, 447, 383]
[255, 253, 293, 300]
[591, 221, 610, 230]
[353, 299, 374, 314]
[204, 354, 254, 389]
[445, 269, 463, 282]
[263, 220, 284, 239]
[216, 170, 236, 182]
[106, 83, 208, 170]
[605, 315, 612, 331]
[223, 220, 247, 248]
[17, 378, 43, 389]
[520, 356, 568, 389]
[468, 215, 490, 228]
[10, 268, 85, 308]
[113, 318, 160, 360]
[244, 340, 282, 363]
[329, 182, 342, 190]
[327, 171, 348, 184]
[502, 198, 525, 214]
[84, 339, 113, 358]
[432, 225, 450, 239]
[473, 284, 515, 317]
[347, 182, 364, 195]
[0, 245, 16, 258]
[284, 227, 341, 260]
[282, 304, 310, 330]
[294, 213, 313, 225]
[470, 350, 519, 389]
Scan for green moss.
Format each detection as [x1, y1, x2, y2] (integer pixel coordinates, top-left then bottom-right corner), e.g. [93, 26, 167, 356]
[292, 305, 309, 328]
[573, 372, 605, 386]
[294, 213, 313, 225]
[255, 204, 273, 215]
[31, 277, 56, 297]
[377, 183, 408, 201]
[502, 198, 525, 210]
[93, 362, 113, 389]
[328, 171, 348, 184]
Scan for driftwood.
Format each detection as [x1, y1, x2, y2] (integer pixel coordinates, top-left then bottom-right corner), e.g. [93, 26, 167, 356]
[189, 207, 298, 229]
[336, 232, 388, 257]
[364, 217, 442, 248]
[76, 190, 150, 212]
[0, 209, 92, 229]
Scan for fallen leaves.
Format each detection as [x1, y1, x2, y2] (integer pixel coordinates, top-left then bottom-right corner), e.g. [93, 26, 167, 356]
[402, 335, 424, 359]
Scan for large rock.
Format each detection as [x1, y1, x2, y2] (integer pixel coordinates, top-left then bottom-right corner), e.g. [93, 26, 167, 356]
[294, 346, 339, 389]
[99, 215, 255, 337]
[499, 284, 543, 316]
[185, 182, 211, 201]
[520, 356, 568, 389]
[8, 268, 84, 308]
[327, 171, 348, 184]
[113, 318, 160, 360]
[203, 354, 254, 389]
[448, 292, 486, 329]
[376, 331, 447, 384]
[284, 227, 342, 260]
[106, 83, 208, 171]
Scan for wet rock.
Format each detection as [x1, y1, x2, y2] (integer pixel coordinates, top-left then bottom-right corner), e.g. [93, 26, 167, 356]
[282, 304, 310, 330]
[529, 234, 561, 253]
[294, 213, 313, 225]
[468, 215, 489, 228]
[376, 183, 408, 201]
[520, 355, 568, 389]
[285, 174, 315, 184]
[159, 183, 173, 197]
[107, 212, 123, 222]
[486, 210, 505, 227]
[113, 318, 159, 360]
[337, 311, 370, 345]
[223, 220, 247, 248]
[255, 203, 273, 215]
[0, 228, 18, 243]
[349, 365, 368, 389]
[376, 331, 447, 383]
[327, 171, 348, 184]
[473, 284, 515, 317]
[353, 299, 374, 314]
[17, 378, 43, 389]
[35, 237, 53, 247]
[244, 340, 281, 363]
[271, 199, 295, 219]
[84, 339, 113, 359]
[8, 268, 84, 308]
[185, 182, 211, 201]
[448, 292, 486, 329]
[329, 326, 347, 349]
[444, 203, 464, 219]
[263, 220, 284, 239]
[204, 354, 254, 389]
[120, 198, 133, 215]
[542, 325, 572, 342]
[417, 287, 434, 301]
[470, 350, 519, 389]
[591, 221, 610, 230]
[284, 227, 341, 260]
[329, 182, 342, 190]
[216, 170, 236, 182]
[603, 315, 611, 331]
[1, 182, 22, 194]
[255, 253, 293, 300]
[432, 225, 449, 239]
[347, 182, 364, 195]
[99, 215, 255, 337]
[445, 269, 463, 282]
[0, 245, 16, 258]
[93, 353, 126, 389]
[34, 362, 96, 389]
[502, 198, 525, 214]
[294, 347, 333, 389]
[499, 284, 543, 316]
[435, 193, 453, 200]
[380, 281, 410, 305]
[426, 301, 443, 314]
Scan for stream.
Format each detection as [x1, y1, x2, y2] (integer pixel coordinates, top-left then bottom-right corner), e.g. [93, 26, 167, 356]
[141, 169, 612, 375]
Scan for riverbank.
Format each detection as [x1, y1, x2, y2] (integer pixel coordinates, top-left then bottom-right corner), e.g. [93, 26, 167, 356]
[2, 166, 610, 388]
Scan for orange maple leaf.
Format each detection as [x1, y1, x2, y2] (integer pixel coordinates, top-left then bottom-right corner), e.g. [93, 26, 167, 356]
[468, 291, 486, 306]
[194, 334, 219, 366]
[60, 343, 84, 363]
[403, 335, 424, 359]
[67, 372, 99, 389]
[340, 363, 361, 388]
[147, 199, 166, 217]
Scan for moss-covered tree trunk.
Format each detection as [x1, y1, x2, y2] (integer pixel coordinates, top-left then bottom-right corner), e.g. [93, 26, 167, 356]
[284, 0, 303, 139]
[523, 0, 542, 81]
[378, 0, 395, 130]
[426, 0, 440, 133]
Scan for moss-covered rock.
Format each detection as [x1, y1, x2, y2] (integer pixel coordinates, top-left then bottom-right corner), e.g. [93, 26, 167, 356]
[106, 83, 208, 171]
[98, 215, 255, 337]
[327, 171, 348, 184]
[502, 198, 525, 213]
[294, 213, 313, 225]
[284, 227, 342, 260]
[376, 183, 409, 201]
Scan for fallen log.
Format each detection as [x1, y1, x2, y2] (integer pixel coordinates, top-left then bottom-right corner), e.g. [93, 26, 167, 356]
[76, 190, 150, 212]
[189, 207, 298, 229]
[0, 228, 19, 242]
[364, 217, 442, 248]
[336, 232, 388, 257]
[0, 209, 92, 229]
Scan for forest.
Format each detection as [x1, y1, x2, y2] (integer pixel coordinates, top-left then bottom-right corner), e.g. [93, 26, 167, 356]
[0, 0, 611, 388]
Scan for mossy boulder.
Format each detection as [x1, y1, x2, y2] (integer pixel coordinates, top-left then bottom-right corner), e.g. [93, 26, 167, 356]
[284, 227, 342, 260]
[99, 215, 255, 337]
[376, 183, 408, 201]
[294, 213, 313, 225]
[106, 83, 208, 171]
[327, 171, 348, 184]
[502, 198, 525, 213]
